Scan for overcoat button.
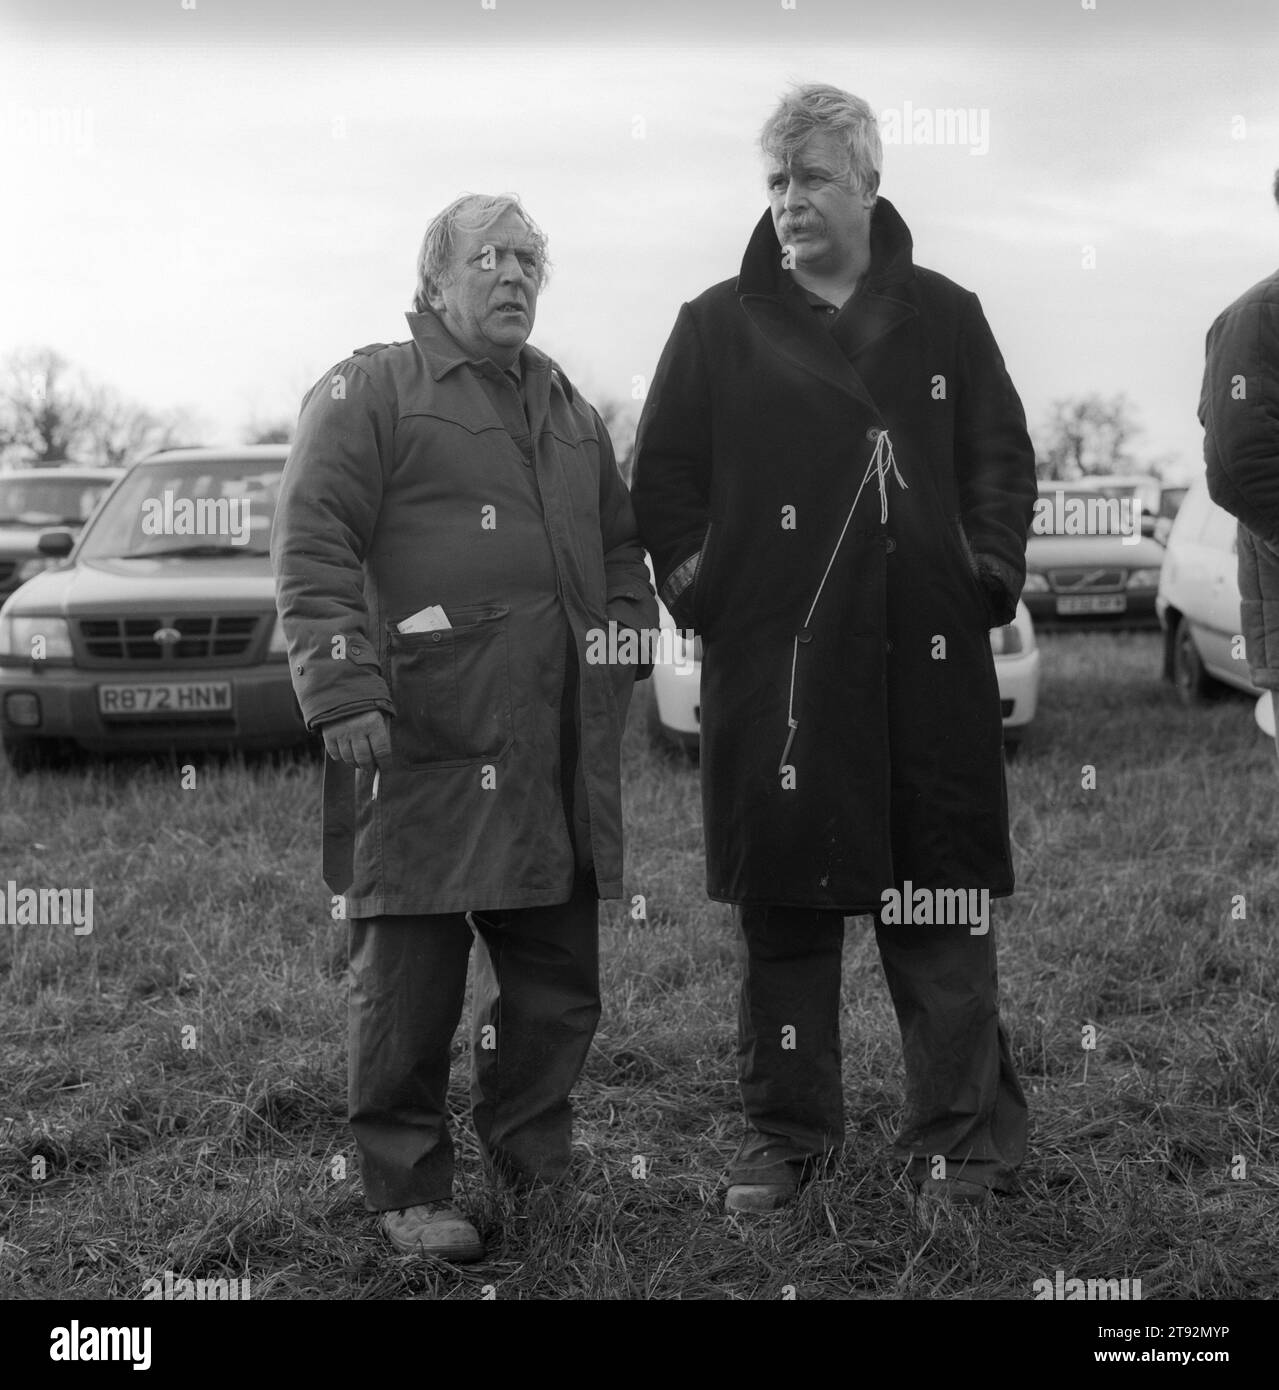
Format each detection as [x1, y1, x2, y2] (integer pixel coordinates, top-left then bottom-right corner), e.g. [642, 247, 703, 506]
[885, 538, 896, 553]
[866, 427, 881, 441]
[432, 632, 442, 643]
[797, 628, 813, 644]
[886, 640, 894, 653]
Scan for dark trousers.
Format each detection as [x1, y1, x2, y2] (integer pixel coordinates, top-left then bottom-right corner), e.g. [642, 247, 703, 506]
[347, 877, 601, 1211]
[731, 905, 1027, 1191]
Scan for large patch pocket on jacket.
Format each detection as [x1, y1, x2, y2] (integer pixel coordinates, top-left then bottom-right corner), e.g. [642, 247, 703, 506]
[386, 605, 514, 768]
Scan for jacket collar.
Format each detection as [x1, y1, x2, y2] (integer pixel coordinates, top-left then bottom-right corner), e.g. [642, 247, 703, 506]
[735, 195, 917, 297]
[403, 307, 575, 402]
[734, 197, 919, 412]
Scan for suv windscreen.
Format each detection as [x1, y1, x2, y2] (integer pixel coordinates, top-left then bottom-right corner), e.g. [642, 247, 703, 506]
[77, 460, 281, 560]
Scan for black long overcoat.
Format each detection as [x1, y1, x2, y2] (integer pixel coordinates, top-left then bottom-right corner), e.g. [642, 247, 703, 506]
[632, 198, 1038, 911]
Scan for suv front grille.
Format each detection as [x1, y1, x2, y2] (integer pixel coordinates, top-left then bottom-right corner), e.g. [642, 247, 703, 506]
[1048, 568, 1125, 593]
[78, 615, 262, 663]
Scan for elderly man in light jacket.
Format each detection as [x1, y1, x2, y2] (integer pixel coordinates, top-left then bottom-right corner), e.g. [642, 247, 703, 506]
[272, 194, 656, 1262]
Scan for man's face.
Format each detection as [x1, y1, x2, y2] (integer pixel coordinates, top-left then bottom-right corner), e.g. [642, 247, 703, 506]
[426, 208, 542, 365]
[766, 131, 877, 276]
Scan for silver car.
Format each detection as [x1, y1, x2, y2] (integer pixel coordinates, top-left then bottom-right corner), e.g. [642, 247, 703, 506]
[0, 467, 123, 601]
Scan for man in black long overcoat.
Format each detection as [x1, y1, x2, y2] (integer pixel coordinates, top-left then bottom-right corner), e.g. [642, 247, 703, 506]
[632, 82, 1038, 1212]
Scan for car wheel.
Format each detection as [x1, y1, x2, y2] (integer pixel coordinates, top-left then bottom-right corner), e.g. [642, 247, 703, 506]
[1172, 617, 1218, 705]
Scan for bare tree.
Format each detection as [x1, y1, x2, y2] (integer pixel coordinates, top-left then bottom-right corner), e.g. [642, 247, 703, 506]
[81, 384, 198, 464]
[593, 396, 640, 484]
[0, 347, 196, 467]
[1033, 393, 1162, 481]
[0, 348, 90, 465]
[243, 418, 295, 445]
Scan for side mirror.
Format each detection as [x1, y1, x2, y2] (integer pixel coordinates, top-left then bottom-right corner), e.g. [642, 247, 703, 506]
[36, 529, 75, 558]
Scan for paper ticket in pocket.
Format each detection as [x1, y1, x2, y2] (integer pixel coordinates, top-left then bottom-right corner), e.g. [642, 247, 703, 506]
[396, 604, 452, 634]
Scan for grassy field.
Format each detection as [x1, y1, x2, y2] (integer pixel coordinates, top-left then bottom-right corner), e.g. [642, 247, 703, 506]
[1, 630, 1277, 1301]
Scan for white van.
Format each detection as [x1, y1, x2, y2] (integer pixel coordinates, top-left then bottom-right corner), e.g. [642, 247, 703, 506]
[1156, 474, 1259, 702]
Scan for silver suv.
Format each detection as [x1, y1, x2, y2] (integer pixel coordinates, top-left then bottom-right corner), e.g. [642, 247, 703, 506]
[0, 467, 123, 601]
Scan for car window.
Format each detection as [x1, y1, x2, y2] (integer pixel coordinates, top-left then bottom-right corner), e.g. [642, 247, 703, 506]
[1159, 487, 1188, 519]
[0, 476, 115, 526]
[76, 461, 281, 560]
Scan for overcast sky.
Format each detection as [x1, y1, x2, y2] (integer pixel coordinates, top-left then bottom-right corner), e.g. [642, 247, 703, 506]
[3, 0, 1278, 480]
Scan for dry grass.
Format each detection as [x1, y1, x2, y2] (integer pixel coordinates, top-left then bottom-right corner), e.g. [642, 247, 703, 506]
[1, 631, 1277, 1300]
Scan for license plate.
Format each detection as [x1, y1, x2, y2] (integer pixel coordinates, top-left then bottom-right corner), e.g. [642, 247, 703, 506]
[1056, 594, 1127, 615]
[97, 682, 233, 715]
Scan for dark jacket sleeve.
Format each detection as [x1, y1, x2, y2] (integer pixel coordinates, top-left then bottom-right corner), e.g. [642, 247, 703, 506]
[631, 303, 714, 629]
[592, 405, 660, 680]
[269, 360, 398, 732]
[1202, 293, 1279, 548]
[952, 293, 1039, 626]
[1235, 526, 1279, 690]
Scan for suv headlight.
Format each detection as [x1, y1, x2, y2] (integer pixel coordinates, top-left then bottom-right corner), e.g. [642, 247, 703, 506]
[1022, 573, 1050, 593]
[0, 614, 74, 661]
[1126, 568, 1162, 589]
[989, 623, 1024, 656]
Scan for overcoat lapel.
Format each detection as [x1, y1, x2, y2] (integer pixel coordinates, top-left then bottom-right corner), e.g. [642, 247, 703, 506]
[735, 202, 920, 415]
[830, 284, 917, 362]
[740, 293, 882, 415]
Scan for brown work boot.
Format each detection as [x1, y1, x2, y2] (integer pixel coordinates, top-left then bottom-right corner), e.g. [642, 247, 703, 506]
[382, 1201, 485, 1262]
[725, 1182, 797, 1213]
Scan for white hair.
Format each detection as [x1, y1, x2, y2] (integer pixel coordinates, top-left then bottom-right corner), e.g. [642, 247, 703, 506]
[412, 193, 550, 312]
[760, 83, 882, 196]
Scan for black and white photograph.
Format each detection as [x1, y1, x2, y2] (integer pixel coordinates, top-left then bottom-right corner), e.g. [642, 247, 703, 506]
[0, 0, 1275, 1346]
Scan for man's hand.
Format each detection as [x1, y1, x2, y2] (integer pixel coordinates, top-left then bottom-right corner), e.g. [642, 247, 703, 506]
[322, 710, 393, 771]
